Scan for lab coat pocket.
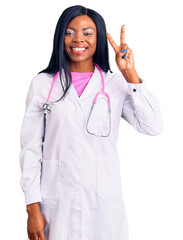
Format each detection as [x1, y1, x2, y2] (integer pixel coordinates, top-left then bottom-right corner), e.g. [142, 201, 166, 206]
[97, 153, 122, 197]
[40, 159, 61, 200]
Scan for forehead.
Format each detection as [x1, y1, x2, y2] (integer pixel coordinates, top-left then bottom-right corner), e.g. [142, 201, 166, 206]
[67, 15, 96, 30]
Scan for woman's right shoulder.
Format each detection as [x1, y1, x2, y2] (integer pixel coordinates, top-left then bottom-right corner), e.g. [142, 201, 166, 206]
[32, 72, 54, 87]
[30, 72, 55, 105]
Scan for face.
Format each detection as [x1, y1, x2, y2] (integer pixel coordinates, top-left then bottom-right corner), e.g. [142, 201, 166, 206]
[64, 15, 97, 64]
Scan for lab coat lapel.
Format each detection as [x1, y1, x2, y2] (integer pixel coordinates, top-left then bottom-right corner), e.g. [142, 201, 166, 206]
[78, 65, 101, 100]
[57, 65, 102, 102]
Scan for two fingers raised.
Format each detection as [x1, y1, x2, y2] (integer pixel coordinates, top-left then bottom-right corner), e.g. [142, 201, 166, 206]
[106, 25, 126, 54]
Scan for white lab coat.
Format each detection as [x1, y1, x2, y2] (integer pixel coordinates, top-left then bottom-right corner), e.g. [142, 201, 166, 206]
[19, 65, 163, 240]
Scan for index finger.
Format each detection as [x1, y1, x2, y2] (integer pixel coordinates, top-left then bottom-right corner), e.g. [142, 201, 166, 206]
[120, 25, 125, 45]
[106, 33, 118, 54]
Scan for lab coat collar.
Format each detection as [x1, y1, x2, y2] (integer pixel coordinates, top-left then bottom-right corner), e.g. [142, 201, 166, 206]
[57, 65, 104, 102]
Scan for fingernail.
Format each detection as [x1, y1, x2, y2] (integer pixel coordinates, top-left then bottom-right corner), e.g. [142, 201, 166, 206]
[122, 49, 127, 53]
[124, 55, 126, 59]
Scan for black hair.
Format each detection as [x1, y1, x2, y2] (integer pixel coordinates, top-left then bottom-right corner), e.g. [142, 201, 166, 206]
[38, 5, 112, 101]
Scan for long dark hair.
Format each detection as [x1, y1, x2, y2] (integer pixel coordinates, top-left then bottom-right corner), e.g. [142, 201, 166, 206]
[38, 5, 112, 101]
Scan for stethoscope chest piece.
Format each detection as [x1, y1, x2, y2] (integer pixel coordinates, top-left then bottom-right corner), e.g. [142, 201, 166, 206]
[42, 102, 52, 114]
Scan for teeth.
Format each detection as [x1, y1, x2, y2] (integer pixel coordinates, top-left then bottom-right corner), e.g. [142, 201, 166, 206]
[72, 48, 86, 51]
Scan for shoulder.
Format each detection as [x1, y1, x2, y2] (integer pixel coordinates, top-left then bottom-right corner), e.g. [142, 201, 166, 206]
[32, 72, 53, 89]
[31, 72, 54, 105]
[105, 70, 127, 86]
[103, 69, 128, 99]
[104, 69, 127, 90]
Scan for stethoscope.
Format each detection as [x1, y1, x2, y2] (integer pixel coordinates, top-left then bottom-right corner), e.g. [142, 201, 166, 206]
[42, 63, 111, 137]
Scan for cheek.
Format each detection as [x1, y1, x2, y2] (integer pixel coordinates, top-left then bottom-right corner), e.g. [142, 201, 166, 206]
[64, 38, 69, 48]
[90, 38, 97, 50]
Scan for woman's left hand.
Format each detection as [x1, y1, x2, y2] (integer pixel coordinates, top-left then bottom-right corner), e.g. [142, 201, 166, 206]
[107, 25, 141, 84]
[106, 25, 134, 72]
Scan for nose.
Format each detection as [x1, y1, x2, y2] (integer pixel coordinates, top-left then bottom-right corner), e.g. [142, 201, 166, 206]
[72, 32, 84, 42]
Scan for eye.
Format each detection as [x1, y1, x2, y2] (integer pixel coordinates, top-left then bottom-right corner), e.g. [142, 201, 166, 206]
[65, 32, 74, 36]
[84, 33, 92, 36]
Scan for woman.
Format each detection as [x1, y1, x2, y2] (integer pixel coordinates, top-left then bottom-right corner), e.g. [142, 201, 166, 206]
[19, 5, 163, 240]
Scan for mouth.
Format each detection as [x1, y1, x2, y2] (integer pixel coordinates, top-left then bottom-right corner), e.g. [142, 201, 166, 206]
[70, 47, 88, 54]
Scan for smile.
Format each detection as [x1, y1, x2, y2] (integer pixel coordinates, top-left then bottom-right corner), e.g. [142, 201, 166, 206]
[70, 47, 88, 54]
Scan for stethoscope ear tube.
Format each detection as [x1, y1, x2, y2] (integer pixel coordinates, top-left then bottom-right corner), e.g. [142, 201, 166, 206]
[42, 113, 46, 144]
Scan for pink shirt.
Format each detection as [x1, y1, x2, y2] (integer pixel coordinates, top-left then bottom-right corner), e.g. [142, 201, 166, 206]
[71, 72, 94, 98]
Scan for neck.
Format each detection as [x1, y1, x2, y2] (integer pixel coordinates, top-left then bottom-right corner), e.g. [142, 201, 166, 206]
[69, 60, 95, 72]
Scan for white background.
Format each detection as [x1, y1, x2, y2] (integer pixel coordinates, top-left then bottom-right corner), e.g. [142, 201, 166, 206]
[0, 0, 182, 239]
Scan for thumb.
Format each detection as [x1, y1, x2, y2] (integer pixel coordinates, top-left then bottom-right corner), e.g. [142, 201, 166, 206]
[116, 51, 125, 62]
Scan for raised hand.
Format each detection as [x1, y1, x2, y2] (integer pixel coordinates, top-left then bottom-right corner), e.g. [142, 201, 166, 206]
[107, 25, 140, 84]
[106, 25, 134, 72]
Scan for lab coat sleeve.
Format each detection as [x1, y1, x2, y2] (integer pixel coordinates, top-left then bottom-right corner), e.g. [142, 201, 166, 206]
[19, 76, 44, 205]
[121, 78, 163, 135]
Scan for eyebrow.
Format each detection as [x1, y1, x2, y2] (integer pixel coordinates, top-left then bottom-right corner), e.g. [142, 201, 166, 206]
[66, 27, 95, 31]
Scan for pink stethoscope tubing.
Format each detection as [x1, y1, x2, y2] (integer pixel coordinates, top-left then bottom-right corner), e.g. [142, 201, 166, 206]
[46, 63, 111, 107]
[42, 63, 111, 137]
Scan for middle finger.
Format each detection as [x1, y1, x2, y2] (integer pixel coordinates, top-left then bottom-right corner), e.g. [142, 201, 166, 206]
[120, 25, 125, 45]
